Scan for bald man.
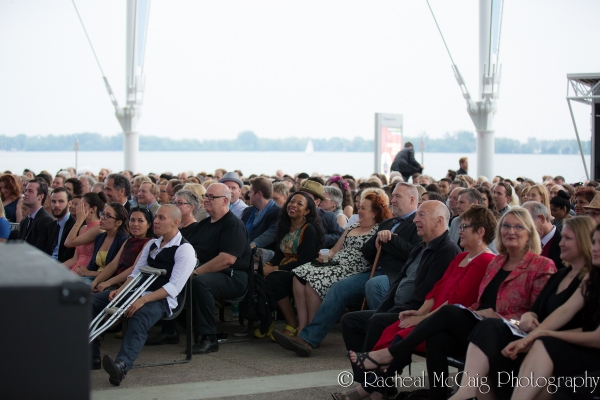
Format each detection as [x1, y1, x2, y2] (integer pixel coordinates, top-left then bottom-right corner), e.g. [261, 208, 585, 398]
[340, 201, 460, 381]
[93, 204, 197, 386]
[184, 183, 252, 354]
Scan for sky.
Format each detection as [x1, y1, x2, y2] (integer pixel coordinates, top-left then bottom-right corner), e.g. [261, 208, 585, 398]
[0, 0, 598, 142]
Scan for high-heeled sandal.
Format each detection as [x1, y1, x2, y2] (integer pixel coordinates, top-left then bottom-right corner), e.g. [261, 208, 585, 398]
[253, 321, 274, 339]
[347, 351, 390, 373]
[331, 388, 365, 400]
[269, 324, 298, 342]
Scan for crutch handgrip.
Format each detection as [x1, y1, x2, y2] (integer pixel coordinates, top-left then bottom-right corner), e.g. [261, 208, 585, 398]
[104, 307, 120, 315]
[139, 266, 167, 275]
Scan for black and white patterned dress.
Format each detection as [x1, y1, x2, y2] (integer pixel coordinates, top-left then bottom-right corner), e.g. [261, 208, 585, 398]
[292, 222, 378, 299]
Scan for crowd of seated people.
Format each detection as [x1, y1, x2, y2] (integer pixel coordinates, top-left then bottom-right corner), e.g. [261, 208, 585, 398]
[4, 163, 600, 395]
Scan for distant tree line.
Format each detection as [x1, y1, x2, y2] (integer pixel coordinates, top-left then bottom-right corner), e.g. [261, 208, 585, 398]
[0, 131, 590, 154]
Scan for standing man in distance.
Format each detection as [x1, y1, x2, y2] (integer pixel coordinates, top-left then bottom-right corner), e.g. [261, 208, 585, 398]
[18, 179, 54, 251]
[104, 173, 132, 214]
[390, 142, 424, 182]
[457, 157, 469, 175]
[219, 172, 247, 218]
[45, 187, 76, 262]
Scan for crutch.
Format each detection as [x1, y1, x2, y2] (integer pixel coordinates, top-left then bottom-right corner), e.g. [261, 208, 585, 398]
[89, 266, 167, 342]
[361, 247, 382, 311]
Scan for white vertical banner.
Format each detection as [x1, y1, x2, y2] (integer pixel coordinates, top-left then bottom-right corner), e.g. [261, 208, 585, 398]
[374, 113, 403, 178]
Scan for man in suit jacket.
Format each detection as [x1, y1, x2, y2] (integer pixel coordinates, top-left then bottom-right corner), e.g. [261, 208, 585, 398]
[362, 182, 423, 308]
[523, 201, 563, 269]
[136, 182, 161, 217]
[242, 177, 281, 251]
[18, 179, 54, 251]
[45, 187, 76, 262]
[273, 183, 423, 357]
[104, 173, 131, 214]
[390, 142, 423, 182]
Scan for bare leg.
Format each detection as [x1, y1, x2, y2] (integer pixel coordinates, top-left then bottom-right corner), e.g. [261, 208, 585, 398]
[305, 283, 323, 324]
[449, 343, 491, 400]
[293, 277, 309, 331]
[510, 340, 554, 400]
[277, 297, 298, 330]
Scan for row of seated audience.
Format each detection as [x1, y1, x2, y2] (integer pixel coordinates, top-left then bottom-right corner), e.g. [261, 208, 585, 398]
[2, 166, 600, 397]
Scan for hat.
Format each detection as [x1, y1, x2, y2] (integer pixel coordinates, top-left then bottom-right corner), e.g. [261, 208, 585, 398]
[584, 193, 600, 211]
[219, 172, 243, 188]
[300, 180, 325, 200]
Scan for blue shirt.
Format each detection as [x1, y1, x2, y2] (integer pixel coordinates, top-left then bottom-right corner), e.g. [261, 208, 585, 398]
[51, 213, 70, 259]
[0, 217, 10, 240]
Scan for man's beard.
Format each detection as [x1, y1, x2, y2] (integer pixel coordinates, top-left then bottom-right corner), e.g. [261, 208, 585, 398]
[53, 207, 68, 219]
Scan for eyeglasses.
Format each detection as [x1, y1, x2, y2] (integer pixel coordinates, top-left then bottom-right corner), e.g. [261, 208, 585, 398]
[99, 211, 117, 220]
[459, 224, 473, 232]
[205, 195, 226, 201]
[171, 201, 191, 207]
[501, 223, 527, 232]
[585, 210, 600, 217]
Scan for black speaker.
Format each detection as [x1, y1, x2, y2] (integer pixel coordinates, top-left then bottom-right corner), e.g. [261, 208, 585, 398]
[0, 243, 90, 400]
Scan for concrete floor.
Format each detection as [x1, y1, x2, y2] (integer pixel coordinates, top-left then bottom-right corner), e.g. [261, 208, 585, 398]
[90, 319, 435, 400]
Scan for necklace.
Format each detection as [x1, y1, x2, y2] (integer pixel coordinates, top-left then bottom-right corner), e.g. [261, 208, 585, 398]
[467, 247, 489, 262]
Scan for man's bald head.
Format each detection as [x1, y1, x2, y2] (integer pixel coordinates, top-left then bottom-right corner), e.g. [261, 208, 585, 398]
[154, 204, 181, 237]
[160, 203, 182, 221]
[208, 182, 232, 202]
[413, 200, 450, 244]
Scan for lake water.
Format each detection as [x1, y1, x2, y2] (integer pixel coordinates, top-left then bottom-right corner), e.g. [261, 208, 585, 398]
[0, 151, 592, 183]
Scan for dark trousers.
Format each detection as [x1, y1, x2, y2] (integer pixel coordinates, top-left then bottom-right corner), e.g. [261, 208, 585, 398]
[92, 290, 169, 371]
[191, 269, 247, 337]
[265, 270, 292, 301]
[340, 310, 399, 380]
[384, 305, 479, 400]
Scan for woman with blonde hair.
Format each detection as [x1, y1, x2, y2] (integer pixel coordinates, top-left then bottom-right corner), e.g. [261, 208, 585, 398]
[449, 216, 595, 399]
[183, 183, 208, 221]
[343, 207, 556, 400]
[528, 183, 551, 212]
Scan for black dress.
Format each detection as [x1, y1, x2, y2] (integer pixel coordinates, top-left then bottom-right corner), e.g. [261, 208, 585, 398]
[468, 267, 583, 399]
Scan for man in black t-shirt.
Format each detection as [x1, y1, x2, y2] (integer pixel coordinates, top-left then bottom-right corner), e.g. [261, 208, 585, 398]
[188, 183, 251, 354]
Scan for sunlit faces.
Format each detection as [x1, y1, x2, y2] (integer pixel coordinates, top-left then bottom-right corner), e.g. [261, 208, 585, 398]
[456, 193, 472, 214]
[438, 181, 450, 196]
[50, 190, 70, 219]
[357, 199, 375, 224]
[528, 188, 542, 203]
[286, 194, 309, 219]
[172, 195, 193, 216]
[103, 178, 121, 203]
[500, 214, 530, 251]
[52, 176, 64, 189]
[391, 186, 415, 217]
[137, 183, 156, 206]
[492, 185, 509, 210]
[128, 210, 150, 239]
[99, 206, 120, 230]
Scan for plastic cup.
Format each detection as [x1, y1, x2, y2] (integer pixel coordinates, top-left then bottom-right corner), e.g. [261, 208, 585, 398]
[319, 249, 330, 263]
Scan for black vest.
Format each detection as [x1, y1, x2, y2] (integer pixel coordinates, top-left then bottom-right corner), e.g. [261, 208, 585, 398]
[146, 237, 189, 292]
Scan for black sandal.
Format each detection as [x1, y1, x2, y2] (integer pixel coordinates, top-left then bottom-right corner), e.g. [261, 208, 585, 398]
[347, 350, 390, 373]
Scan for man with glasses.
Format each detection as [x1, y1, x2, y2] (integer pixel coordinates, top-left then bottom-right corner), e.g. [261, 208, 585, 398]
[184, 183, 252, 354]
[448, 188, 483, 247]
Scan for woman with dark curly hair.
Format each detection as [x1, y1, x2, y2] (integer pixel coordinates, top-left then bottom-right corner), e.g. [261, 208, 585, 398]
[260, 192, 324, 339]
[501, 221, 600, 400]
[290, 193, 392, 333]
[475, 185, 500, 219]
[573, 186, 596, 215]
[0, 174, 23, 222]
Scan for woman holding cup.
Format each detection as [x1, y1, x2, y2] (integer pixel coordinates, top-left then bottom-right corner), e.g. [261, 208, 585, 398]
[290, 192, 392, 333]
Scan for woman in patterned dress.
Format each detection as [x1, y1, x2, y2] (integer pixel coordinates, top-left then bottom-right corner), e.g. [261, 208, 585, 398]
[292, 193, 392, 332]
[261, 192, 324, 339]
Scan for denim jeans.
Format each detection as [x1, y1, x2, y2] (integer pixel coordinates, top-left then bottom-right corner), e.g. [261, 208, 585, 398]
[298, 270, 381, 347]
[92, 290, 169, 371]
[364, 275, 391, 310]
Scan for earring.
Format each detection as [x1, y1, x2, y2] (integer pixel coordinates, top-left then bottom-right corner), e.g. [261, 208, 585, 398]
[477, 240, 482, 246]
